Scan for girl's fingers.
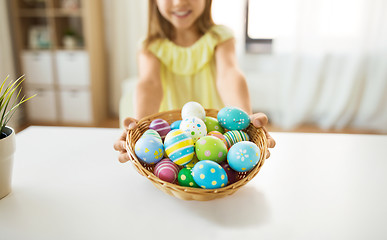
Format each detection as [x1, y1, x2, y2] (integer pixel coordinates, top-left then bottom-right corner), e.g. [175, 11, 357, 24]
[265, 150, 271, 159]
[115, 117, 138, 163]
[118, 152, 131, 163]
[250, 112, 268, 128]
[123, 117, 138, 130]
[113, 139, 127, 152]
[265, 130, 276, 148]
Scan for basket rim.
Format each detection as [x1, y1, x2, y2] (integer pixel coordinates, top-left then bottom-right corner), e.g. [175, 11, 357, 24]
[125, 109, 268, 196]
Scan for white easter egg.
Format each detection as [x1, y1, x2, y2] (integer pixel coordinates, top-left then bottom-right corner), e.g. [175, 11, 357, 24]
[181, 101, 206, 121]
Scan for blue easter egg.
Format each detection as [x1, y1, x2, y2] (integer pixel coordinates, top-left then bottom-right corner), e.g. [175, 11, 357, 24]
[217, 107, 250, 130]
[192, 160, 228, 189]
[135, 136, 164, 164]
[170, 120, 182, 130]
[227, 141, 260, 172]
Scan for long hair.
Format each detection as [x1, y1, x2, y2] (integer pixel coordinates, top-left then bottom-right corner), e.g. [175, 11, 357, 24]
[144, 0, 215, 47]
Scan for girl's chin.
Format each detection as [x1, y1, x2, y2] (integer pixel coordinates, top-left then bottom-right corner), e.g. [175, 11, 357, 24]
[171, 22, 195, 31]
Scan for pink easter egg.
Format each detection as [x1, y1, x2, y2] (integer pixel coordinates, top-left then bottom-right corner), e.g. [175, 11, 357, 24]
[154, 158, 180, 183]
[208, 131, 227, 148]
[149, 119, 171, 141]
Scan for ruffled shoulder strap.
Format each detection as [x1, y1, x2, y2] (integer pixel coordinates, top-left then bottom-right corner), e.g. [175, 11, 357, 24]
[148, 25, 234, 75]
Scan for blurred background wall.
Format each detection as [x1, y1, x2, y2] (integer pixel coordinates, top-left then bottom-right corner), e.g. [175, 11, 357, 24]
[1, 0, 386, 133]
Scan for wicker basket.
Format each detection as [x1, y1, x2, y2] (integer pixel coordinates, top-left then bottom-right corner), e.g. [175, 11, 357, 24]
[126, 109, 268, 201]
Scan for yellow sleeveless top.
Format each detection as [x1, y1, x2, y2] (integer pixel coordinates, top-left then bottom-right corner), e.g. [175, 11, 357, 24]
[148, 25, 234, 112]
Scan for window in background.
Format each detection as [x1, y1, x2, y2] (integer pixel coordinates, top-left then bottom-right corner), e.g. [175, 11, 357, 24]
[245, 0, 365, 54]
[246, 0, 297, 54]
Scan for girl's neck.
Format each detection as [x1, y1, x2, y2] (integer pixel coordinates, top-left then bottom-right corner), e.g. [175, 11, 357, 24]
[172, 26, 202, 47]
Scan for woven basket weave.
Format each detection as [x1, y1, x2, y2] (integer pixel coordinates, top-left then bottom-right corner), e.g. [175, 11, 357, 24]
[126, 109, 268, 201]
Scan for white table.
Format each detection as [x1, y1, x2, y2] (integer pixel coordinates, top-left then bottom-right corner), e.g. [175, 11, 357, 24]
[0, 126, 386, 240]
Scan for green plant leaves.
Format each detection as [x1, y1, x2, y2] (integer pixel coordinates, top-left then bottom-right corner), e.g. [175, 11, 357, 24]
[0, 75, 36, 134]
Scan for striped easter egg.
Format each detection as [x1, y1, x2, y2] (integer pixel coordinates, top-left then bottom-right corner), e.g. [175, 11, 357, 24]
[223, 130, 250, 148]
[154, 158, 180, 183]
[208, 131, 228, 148]
[164, 129, 194, 166]
[149, 119, 171, 141]
[142, 129, 162, 143]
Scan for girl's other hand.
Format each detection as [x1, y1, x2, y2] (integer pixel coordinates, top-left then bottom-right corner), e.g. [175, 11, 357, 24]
[250, 113, 276, 159]
[113, 117, 138, 163]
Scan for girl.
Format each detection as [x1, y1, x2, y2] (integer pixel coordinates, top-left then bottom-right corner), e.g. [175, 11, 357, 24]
[114, 0, 275, 163]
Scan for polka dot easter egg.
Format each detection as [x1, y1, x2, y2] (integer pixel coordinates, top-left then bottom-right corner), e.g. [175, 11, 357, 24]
[170, 120, 182, 130]
[179, 117, 207, 143]
[217, 106, 250, 130]
[223, 130, 250, 148]
[149, 119, 171, 141]
[154, 158, 180, 183]
[164, 129, 194, 166]
[135, 136, 164, 164]
[227, 141, 260, 172]
[204, 116, 224, 134]
[192, 160, 228, 189]
[142, 129, 162, 143]
[181, 101, 206, 121]
[178, 168, 199, 188]
[195, 136, 228, 163]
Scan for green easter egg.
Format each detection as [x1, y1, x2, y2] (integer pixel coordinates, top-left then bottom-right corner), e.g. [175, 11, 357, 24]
[178, 168, 199, 188]
[195, 136, 228, 163]
[204, 117, 225, 134]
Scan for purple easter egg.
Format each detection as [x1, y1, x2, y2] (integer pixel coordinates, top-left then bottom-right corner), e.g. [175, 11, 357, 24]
[149, 119, 171, 141]
[220, 161, 238, 185]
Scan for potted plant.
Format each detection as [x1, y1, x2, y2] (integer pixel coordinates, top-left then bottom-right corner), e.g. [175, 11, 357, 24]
[0, 76, 35, 199]
[62, 28, 78, 49]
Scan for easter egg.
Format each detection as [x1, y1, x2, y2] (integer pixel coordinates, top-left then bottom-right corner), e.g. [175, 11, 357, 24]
[208, 131, 227, 148]
[164, 129, 194, 166]
[195, 136, 228, 163]
[179, 117, 207, 143]
[170, 120, 182, 130]
[223, 130, 250, 148]
[142, 129, 162, 143]
[134, 136, 164, 164]
[184, 154, 200, 168]
[181, 101, 206, 121]
[192, 160, 228, 189]
[178, 168, 199, 188]
[204, 116, 224, 134]
[149, 119, 171, 141]
[217, 107, 250, 130]
[220, 161, 239, 185]
[154, 158, 180, 183]
[227, 141, 260, 172]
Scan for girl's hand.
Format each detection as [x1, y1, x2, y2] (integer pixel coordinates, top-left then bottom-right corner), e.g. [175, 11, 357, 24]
[250, 113, 276, 159]
[113, 117, 138, 163]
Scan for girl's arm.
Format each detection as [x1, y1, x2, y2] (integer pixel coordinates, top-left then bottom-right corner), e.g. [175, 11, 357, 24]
[215, 38, 252, 115]
[215, 39, 276, 152]
[134, 48, 163, 119]
[114, 49, 163, 163]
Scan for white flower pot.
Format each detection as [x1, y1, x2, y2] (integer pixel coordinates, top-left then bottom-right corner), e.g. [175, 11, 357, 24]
[63, 36, 77, 49]
[0, 126, 15, 199]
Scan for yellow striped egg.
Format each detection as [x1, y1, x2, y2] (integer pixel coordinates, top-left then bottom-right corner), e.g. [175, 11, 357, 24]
[223, 130, 250, 148]
[164, 129, 194, 166]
